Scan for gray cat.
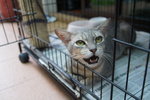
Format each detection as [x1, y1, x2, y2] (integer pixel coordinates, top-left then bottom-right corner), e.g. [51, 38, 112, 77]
[55, 19, 136, 85]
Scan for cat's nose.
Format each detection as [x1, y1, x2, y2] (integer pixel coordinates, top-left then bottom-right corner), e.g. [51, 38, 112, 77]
[90, 49, 97, 54]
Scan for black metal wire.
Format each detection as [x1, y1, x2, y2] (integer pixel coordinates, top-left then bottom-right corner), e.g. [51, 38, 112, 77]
[140, 36, 150, 100]
[3, 0, 17, 41]
[0, 20, 9, 43]
[140, 50, 149, 100]
[70, 57, 73, 77]
[110, 0, 119, 99]
[100, 79, 103, 99]
[113, 38, 150, 53]
[77, 61, 79, 81]
[29, 0, 41, 47]
[65, 54, 68, 72]
[59, 50, 63, 68]
[1, 0, 149, 100]
[51, 48, 55, 63]
[46, 40, 141, 100]
[55, 49, 58, 64]
[124, 0, 136, 99]
[11, 0, 25, 42]
[92, 72, 94, 92]
[41, 44, 141, 100]
[22, 0, 34, 40]
[84, 66, 87, 86]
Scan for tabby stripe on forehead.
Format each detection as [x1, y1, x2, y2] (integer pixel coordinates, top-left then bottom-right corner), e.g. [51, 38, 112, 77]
[93, 31, 97, 37]
[82, 31, 89, 39]
[81, 32, 85, 40]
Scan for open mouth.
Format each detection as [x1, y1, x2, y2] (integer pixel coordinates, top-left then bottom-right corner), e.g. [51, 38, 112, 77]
[83, 55, 99, 64]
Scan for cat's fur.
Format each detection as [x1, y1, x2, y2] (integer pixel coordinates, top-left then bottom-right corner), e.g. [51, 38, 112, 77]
[18, 0, 49, 48]
[55, 19, 136, 85]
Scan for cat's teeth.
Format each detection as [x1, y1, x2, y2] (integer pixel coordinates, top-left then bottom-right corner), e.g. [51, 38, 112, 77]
[83, 56, 99, 64]
[90, 58, 97, 63]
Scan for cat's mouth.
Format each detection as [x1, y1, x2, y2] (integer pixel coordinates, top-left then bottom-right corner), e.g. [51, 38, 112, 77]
[83, 55, 99, 64]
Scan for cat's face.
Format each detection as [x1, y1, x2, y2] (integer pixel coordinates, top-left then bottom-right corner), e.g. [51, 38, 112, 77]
[55, 29, 105, 68]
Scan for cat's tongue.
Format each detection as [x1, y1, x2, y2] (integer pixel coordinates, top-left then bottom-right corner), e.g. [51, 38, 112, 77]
[84, 56, 99, 64]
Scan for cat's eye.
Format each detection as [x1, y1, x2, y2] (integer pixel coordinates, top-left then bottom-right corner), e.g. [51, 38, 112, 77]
[75, 40, 86, 46]
[95, 36, 103, 43]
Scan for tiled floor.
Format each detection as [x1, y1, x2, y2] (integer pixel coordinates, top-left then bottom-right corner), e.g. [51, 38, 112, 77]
[0, 23, 73, 100]
[0, 43, 73, 100]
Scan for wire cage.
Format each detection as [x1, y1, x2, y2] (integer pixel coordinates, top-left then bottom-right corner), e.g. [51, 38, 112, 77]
[0, 0, 150, 100]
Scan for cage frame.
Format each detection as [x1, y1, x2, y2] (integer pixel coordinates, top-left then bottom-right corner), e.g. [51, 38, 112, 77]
[0, 0, 149, 100]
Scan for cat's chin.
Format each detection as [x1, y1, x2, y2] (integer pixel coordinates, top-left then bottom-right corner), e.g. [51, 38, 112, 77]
[83, 55, 99, 65]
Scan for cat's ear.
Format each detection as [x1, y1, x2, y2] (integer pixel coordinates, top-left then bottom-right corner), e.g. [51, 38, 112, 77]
[95, 18, 111, 30]
[55, 29, 72, 44]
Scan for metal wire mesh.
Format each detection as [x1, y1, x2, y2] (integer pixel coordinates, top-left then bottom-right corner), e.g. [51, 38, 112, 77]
[0, 0, 149, 100]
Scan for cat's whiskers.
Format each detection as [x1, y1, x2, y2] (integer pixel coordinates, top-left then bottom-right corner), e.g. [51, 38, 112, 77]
[102, 53, 113, 66]
[104, 51, 112, 53]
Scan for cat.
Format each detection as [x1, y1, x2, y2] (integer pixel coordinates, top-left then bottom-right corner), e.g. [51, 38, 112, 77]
[55, 19, 136, 86]
[18, 0, 49, 48]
